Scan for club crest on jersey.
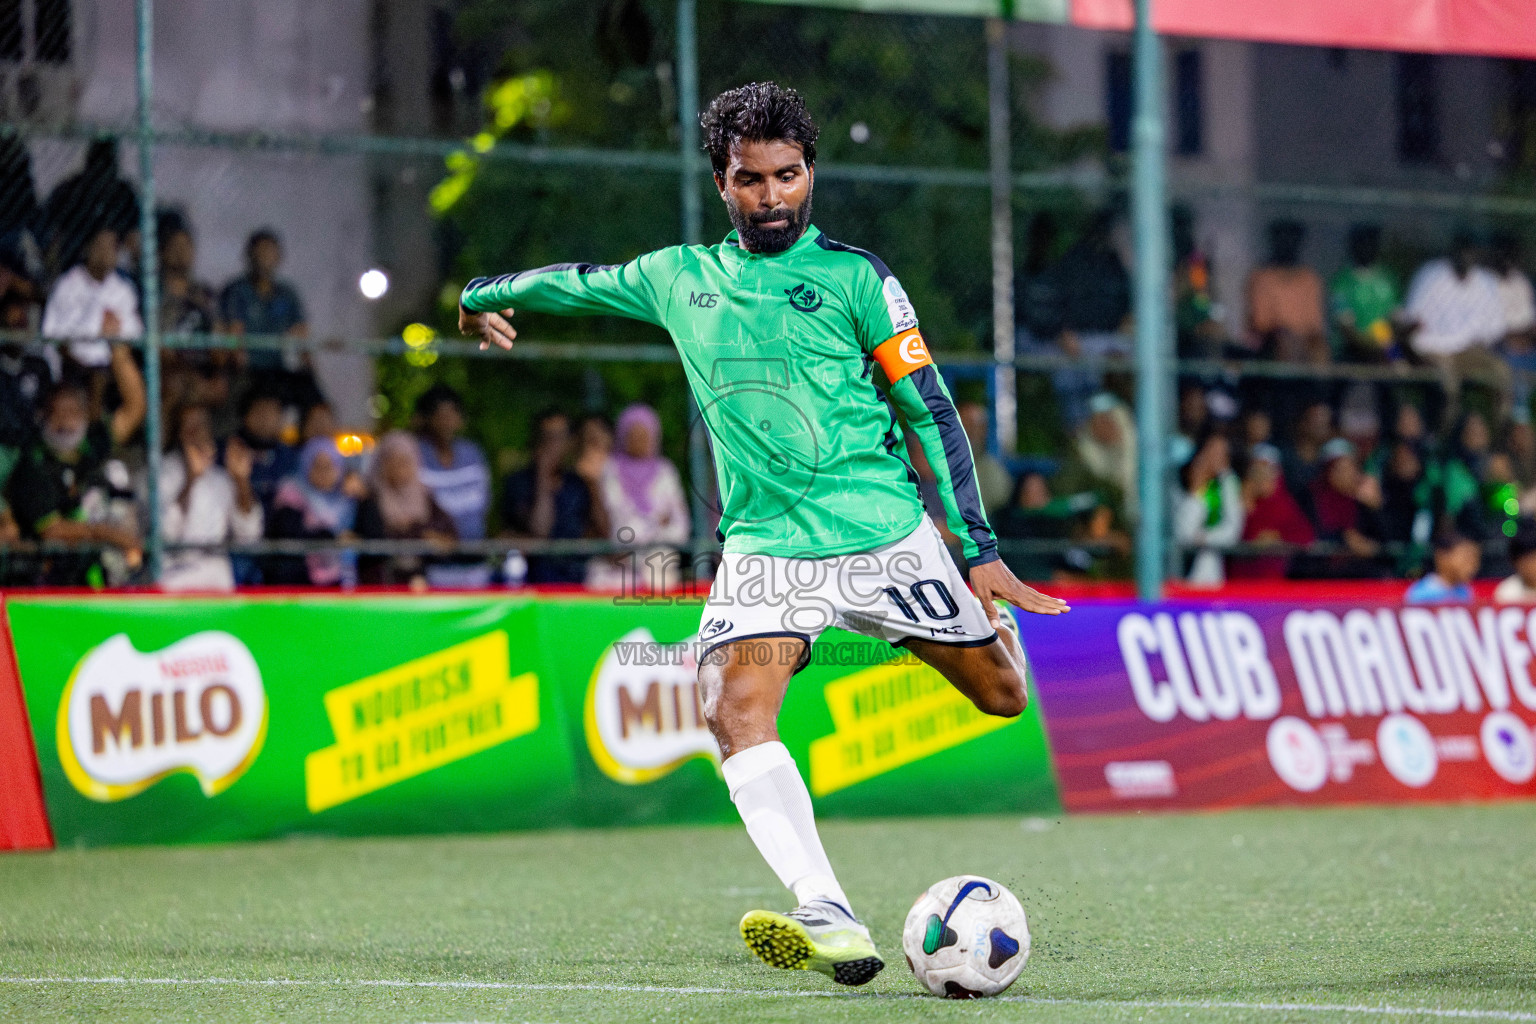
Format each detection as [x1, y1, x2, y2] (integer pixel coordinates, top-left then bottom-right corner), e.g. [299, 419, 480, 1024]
[784, 283, 823, 313]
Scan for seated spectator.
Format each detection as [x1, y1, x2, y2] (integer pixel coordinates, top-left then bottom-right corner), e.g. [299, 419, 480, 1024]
[1055, 392, 1138, 526]
[41, 224, 143, 375]
[0, 340, 52, 459]
[1173, 430, 1243, 586]
[1230, 443, 1314, 579]
[1338, 388, 1382, 470]
[221, 228, 318, 407]
[1494, 518, 1536, 603]
[575, 413, 615, 483]
[414, 386, 489, 541]
[1329, 223, 1401, 362]
[159, 404, 262, 592]
[268, 437, 364, 587]
[1506, 417, 1536, 492]
[157, 212, 231, 424]
[1405, 528, 1480, 604]
[231, 388, 298, 514]
[1246, 219, 1326, 364]
[1237, 407, 1272, 463]
[502, 409, 607, 585]
[1302, 438, 1386, 577]
[4, 343, 145, 585]
[996, 471, 1102, 581]
[1491, 233, 1536, 415]
[1176, 383, 1208, 450]
[1442, 411, 1494, 538]
[1281, 401, 1334, 500]
[356, 430, 457, 589]
[1377, 439, 1434, 559]
[588, 404, 688, 593]
[40, 139, 138, 277]
[0, 131, 40, 260]
[1173, 205, 1223, 358]
[957, 400, 1013, 513]
[301, 399, 336, 445]
[1404, 230, 1511, 420]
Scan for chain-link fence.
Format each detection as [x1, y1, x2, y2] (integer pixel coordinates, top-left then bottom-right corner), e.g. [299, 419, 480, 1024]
[3, 0, 1536, 592]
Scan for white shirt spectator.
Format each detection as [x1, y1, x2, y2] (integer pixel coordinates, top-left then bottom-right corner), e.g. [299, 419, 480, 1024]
[159, 452, 263, 592]
[41, 265, 144, 368]
[1404, 259, 1506, 356]
[1173, 472, 1244, 586]
[1494, 574, 1536, 604]
[1496, 267, 1536, 335]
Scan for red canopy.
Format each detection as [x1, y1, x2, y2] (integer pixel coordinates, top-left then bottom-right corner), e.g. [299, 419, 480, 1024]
[1071, 0, 1536, 59]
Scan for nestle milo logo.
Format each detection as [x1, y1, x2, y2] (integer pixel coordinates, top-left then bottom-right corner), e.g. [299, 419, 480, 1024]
[57, 632, 267, 801]
[584, 627, 719, 784]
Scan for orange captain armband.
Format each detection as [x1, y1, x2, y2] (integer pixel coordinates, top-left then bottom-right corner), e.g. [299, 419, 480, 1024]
[872, 328, 933, 384]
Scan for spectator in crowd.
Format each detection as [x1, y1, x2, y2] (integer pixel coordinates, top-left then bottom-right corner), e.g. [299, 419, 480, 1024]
[1338, 386, 1382, 468]
[4, 344, 145, 585]
[1282, 400, 1334, 500]
[158, 403, 262, 592]
[1230, 443, 1313, 579]
[1507, 417, 1536, 493]
[1303, 438, 1385, 577]
[157, 212, 231, 423]
[268, 437, 364, 587]
[40, 139, 139, 276]
[230, 388, 298, 515]
[1491, 233, 1536, 413]
[1176, 383, 1208, 451]
[0, 133, 40, 282]
[301, 399, 337, 444]
[1494, 517, 1536, 603]
[1404, 230, 1511, 420]
[588, 403, 687, 593]
[1246, 219, 1327, 364]
[1237, 407, 1273, 463]
[1055, 392, 1139, 527]
[41, 224, 143, 375]
[575, 413, 615, 482]
[1330, 223, 1401, 362]
[0, 340, 52, 464]
[1173, 430, 1244, 586]
[1026, 208, 1132, 429]
[1442, 411, 1494, 538]
[1404, 528, 1480, 604]
[1173, 205, 1223, 358]
[502, 408, 607, 585]
[956, 400, 1013, 513]
[413, 385, 489, 545]
[355, 430, 457, 589]
[221, 228, 316, 403]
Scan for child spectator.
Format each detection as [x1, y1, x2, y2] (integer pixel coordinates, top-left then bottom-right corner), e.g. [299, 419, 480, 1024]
[1173, 430, 1243, 586]
[1230, 443, 1314, 579]
[588, 403, 689, 593]
[1494, 518, 1536, 603]
[356, 430, 457, 589]
[159, 404, 262, 592]
[1405, 529, 1480, 604]
[268, 437, 364, 587]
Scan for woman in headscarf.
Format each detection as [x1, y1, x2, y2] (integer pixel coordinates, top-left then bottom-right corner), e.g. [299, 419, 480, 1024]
[1172, 429, 1244, 586]
[588, 403, 690, 594]
[268, 436, 364, 586]
[355, 430, 457, 588]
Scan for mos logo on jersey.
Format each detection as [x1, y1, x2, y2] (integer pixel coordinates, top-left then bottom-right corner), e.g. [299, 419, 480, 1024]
[785, 283, 823, 313]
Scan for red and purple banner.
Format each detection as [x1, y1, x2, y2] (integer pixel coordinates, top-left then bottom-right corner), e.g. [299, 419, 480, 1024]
[1020, 601, 1536, 812]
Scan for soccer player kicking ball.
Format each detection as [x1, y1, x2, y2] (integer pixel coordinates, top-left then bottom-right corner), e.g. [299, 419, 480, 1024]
[461, 82, 1068, 987]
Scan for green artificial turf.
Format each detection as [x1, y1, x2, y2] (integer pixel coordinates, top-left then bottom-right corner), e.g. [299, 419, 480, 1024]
[2, 804, 1534, 1023]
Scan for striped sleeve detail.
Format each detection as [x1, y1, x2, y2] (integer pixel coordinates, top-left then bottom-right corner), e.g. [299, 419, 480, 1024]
[905, 366, 998, 566]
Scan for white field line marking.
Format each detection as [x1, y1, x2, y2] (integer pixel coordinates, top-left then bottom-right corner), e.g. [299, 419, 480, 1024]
[0, 977, 1533, 1020]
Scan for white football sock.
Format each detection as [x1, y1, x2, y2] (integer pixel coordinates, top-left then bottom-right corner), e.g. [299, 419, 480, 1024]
[721, 740, 852, 914]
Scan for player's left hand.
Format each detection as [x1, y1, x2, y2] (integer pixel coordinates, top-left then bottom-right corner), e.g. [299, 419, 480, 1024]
[968, 559, 1069, 625]
[459, 303, 517, 351]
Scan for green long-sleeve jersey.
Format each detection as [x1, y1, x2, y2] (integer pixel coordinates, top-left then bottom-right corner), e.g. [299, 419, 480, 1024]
[461, 224, 999, 565]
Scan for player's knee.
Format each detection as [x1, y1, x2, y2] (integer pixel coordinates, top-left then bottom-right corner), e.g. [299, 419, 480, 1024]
[974, 666, 1027, 718]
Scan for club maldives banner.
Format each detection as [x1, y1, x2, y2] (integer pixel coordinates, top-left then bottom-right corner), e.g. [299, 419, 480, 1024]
[1020, 601, 1536, 812]
[0, 595, 1058, 849]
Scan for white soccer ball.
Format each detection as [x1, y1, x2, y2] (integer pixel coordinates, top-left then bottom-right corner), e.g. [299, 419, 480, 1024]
[902, 874, 1030, 998]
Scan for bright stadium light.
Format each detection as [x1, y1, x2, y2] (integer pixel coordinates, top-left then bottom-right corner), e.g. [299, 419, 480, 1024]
[359, 269, 389, 300]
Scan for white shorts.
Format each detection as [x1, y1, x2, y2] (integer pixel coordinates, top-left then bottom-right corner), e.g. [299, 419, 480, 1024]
[698, 517, 998, 668]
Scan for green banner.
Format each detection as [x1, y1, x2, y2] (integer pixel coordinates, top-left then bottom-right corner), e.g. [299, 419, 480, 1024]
[6, 595, 1059, 847]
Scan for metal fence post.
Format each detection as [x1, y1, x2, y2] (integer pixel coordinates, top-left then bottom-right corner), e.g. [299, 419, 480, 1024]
[677, 0, 713, 581]
[986, 17, 1016, 456]
[135, 0, 162, 584]
[1132, 0, 1168, 602]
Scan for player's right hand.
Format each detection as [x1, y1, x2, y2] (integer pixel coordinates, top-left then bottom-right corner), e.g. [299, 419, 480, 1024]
[459, 304, 517, 351]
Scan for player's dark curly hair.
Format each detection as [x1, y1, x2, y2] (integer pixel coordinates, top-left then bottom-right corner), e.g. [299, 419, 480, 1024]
[700, 82, 819, 178]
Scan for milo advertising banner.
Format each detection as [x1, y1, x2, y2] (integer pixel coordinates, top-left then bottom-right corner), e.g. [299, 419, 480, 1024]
[2, 595, 1059, 848]
[1020, 601, 1536, 811]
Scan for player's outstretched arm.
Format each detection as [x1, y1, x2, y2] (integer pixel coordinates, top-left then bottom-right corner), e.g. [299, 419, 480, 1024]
[968, 559, 1069, 624]
[459, 303, 517, 351]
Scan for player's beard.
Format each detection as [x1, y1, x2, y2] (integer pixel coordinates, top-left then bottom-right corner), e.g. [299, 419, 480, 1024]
[728, 185, 814, 254]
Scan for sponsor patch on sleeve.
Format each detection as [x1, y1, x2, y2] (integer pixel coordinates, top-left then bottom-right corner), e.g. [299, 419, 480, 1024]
[873, 329, 933, 384]
[882, 275, 918, 333]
